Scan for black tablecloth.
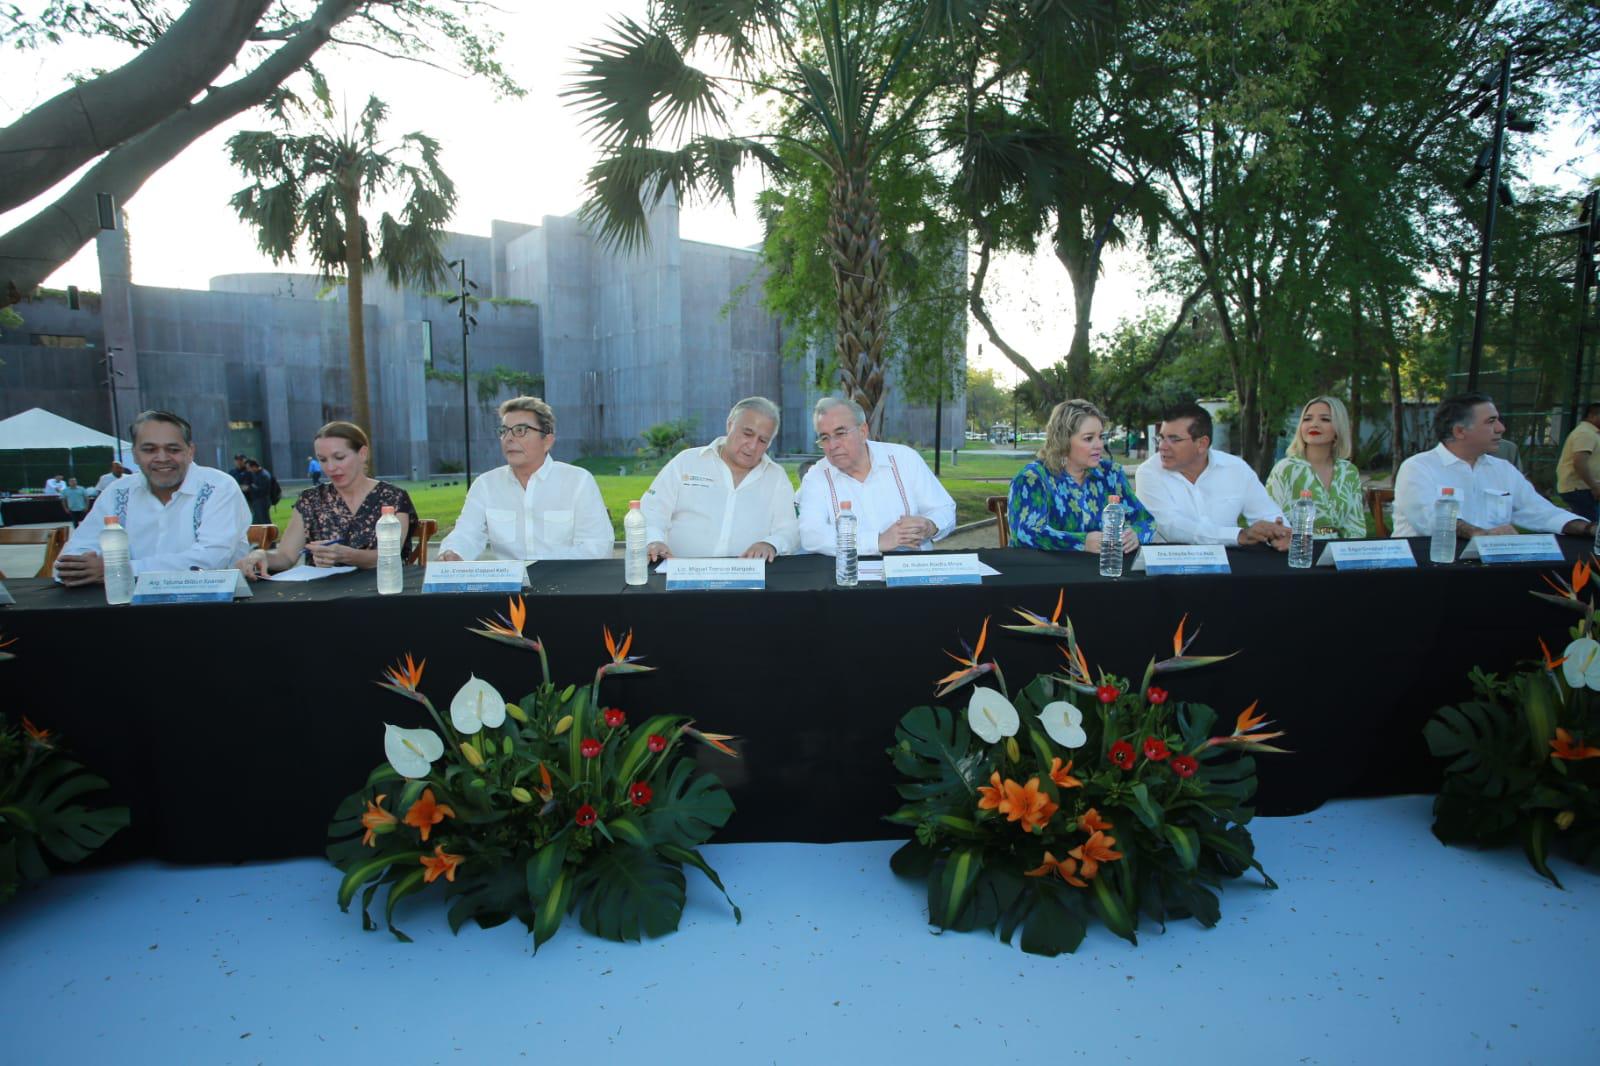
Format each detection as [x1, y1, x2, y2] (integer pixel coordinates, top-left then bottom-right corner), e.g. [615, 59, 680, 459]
[0, 540, 1580, 863]
[1, 497, 67, 525]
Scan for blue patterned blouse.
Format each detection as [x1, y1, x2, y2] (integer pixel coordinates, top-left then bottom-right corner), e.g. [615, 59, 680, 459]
[1007, 458, 1156, 552]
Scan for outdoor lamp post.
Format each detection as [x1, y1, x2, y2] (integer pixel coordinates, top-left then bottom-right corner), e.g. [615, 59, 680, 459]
[445, 259, 478, 483]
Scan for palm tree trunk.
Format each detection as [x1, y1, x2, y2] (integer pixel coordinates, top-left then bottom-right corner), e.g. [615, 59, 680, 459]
[340, 175, 373, 460]
[825, 153, 887, 431]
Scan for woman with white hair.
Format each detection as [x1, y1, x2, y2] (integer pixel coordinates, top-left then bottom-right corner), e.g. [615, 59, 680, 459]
[1265, 395, 1367, 539]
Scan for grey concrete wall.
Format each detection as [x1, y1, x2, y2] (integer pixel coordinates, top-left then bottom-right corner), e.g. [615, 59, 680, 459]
[0, 343, 111, 430]
[137, 349, 231, 469]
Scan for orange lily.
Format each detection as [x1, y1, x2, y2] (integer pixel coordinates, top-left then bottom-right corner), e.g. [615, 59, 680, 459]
[1069, 830, 1124, 879]
[934, 617, 1002, 697]
[1077, 807, 1113, 833]
[976, 771, 1006, 812]
[1152, 612, 1239, 674]
[1550, 728, 1600, 761]
[1539, 637, 1568, 672]
[1024, 850, 1087, 887]
[997, 776, 1058, 833]
[1048, 757, 1083, 790]
[20, 716, 53, 747]
[469, 595, 544, 654]
[360, 794, 398, 846]
[402, 788, 457, 842]
[1205, 699, 1290, 753]
[596, 625, 654, 683]
[419, 845, 465, 884]
[377, 653, 428, 704]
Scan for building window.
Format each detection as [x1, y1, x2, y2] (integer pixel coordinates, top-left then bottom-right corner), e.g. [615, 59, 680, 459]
[31, 334, 87, 347]
[422, 320, 433, 368]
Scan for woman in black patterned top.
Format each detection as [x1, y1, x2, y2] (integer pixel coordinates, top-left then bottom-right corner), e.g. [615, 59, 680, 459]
[236, 421, 417, 578]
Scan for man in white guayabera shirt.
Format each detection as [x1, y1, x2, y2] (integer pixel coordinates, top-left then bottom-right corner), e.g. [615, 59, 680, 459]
[796, 396, 955, 555]
[641, 396, 798, 563]
[1391, 392, 1592, 539]
[55, 410, 250, 585]
[1135, 401, 1290, 550]
[437, 396, 612, 561]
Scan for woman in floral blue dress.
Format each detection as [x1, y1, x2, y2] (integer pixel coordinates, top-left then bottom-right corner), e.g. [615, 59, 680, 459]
[1007, 399, 1156, 553]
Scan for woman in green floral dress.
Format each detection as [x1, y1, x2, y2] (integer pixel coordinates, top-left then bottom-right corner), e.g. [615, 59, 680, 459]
[1265, 395, 1367, 539]
[1007, 399, 1156, 552]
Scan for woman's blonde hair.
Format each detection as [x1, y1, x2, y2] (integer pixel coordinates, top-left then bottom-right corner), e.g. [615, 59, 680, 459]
[1038, 399, 1106, 474]
[1287, 395, 1353, 460]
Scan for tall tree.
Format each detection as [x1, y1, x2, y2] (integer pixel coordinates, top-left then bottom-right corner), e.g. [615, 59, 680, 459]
[227, 83, 457, 445]
[0, 0, 516, 305]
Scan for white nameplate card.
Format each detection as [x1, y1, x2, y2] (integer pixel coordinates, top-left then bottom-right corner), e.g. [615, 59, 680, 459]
[1315, 540, 1417, 570]
[1460, 533, 1563, 565]
[131, 569, 253, 604]
[1131, 544, 1231, 575]
[664, 558, 765, 590]
[883, 553, 984, 587]
[421, 560, 529, 593]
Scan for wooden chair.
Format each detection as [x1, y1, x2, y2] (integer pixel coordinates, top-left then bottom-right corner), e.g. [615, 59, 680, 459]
[1366, 488, 1395, 538]
[986, 495, 1010, 548]
[406, 518, 439, 566]
[247, 524, 280, 551]
[0, 525, 70, 578]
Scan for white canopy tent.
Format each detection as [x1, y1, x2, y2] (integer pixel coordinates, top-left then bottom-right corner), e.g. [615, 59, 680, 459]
[0, 408, 136, 488]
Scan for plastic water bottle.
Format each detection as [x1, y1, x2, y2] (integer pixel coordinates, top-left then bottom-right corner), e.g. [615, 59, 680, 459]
[1289, 490, 1317, 569]
[1098, 495, 1125, 578]
[835, 501, 858, 586]
[376, 506, 403, 594]
[624, 500, 648, 586]
[100, 516, 133, 605]
[1430, 486, 1459, 564]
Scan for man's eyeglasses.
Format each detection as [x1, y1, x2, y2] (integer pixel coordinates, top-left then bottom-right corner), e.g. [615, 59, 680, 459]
[497, 424, 549, 439]
[1157, 434, 1193, 446]
[815, 427, 858, 448]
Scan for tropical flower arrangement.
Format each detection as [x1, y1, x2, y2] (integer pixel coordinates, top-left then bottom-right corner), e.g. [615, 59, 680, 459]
[327, 598, 741, 948]
[886, 593, 1284, 956]
[0, 636, 130, 902]
[1425, 559, 1600, 886]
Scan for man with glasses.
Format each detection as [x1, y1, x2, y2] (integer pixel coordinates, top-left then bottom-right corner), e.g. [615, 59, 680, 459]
[1135, 402, 1290, 549]
[641, 396, 798, 562]
[437, 396, 612, 561]
[55, 410, 251, 585]
[796, 396, 955, 554]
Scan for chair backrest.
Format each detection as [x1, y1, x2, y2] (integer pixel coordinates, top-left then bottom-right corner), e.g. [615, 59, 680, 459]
[1366, 488, 1395, 538]
[247, 524, 280, 551]
[0, 525, 70, 577]
[985, 495, 1010, 548]
[406, 518, 439, 566]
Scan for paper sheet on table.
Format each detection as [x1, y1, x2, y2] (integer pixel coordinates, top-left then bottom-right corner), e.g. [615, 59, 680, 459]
[263, 565, 357, 582]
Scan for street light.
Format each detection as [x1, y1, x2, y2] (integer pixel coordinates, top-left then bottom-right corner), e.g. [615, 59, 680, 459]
[444, 260, 478, 483]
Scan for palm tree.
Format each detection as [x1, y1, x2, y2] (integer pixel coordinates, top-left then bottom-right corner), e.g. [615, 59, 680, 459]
[567, 1, 988, 431]
[227, 80, 457, 451]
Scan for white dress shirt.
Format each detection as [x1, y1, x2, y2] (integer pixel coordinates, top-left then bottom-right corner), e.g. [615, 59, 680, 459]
[641, 438, 799, 556]
[1135, 449, 1283, 545]
[797, 440, 956, 555]
[56, 464, 250, 577]
[438, 461, 613, 561]
[1391, 443, 1581, 537]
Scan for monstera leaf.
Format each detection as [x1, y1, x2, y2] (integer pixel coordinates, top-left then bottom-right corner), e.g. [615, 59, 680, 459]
[575, 844, 687, 942]
[0, 752, 129, 901]
[644, 759, 734, 849]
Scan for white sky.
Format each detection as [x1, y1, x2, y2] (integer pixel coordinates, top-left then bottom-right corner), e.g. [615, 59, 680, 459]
[2, 2, 1594, 381]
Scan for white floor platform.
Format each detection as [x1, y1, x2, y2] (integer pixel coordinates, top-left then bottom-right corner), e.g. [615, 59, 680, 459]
[0, 795, 1594, 1064]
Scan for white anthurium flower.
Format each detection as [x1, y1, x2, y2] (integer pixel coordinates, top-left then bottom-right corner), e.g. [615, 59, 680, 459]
[384, 724, 444, 779]
[1561, 637, 1600, 690]
[968, 687, 1020, 744]
[1037, 701, 1087, 749]
[450, 674, 507, 735]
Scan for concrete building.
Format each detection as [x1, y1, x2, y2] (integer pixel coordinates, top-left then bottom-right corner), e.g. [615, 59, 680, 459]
[0, 193, 964, 478]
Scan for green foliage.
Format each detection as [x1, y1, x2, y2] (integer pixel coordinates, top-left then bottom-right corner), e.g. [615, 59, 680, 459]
[636, 418, 697, 459]
[0, 707, 130, 902]
[887, 603, 1278, 956]
[473, 365, 543, 405]
[328, 610, 739, 948]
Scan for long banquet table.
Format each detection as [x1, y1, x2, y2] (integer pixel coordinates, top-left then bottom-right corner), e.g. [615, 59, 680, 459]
[0, 540, 1582, 864]
[0, 496, 68, 525]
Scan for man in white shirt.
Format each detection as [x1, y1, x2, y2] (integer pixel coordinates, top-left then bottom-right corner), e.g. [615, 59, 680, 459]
[1392, 392, 1592, 539]
[642, 396, 798, 562]
[796, 396, 956, 555]
[93, 460, 132, 494]
[1135, 402, 1290, 550]
[55, 410, 251, 585]
[437, 396, 612, 561]
[43, 474, 65, 495]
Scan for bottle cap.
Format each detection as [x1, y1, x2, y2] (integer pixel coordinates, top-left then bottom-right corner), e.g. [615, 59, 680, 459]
[629, 500, 641, 509]
[1300, 489, 1313, 498]
[1440, 487, 1455, 497]
[1107, 494, 1120, 504]
[840, 501, 852, 510]
[381, 505, 395, 515]
[103, 515, 120, 526]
